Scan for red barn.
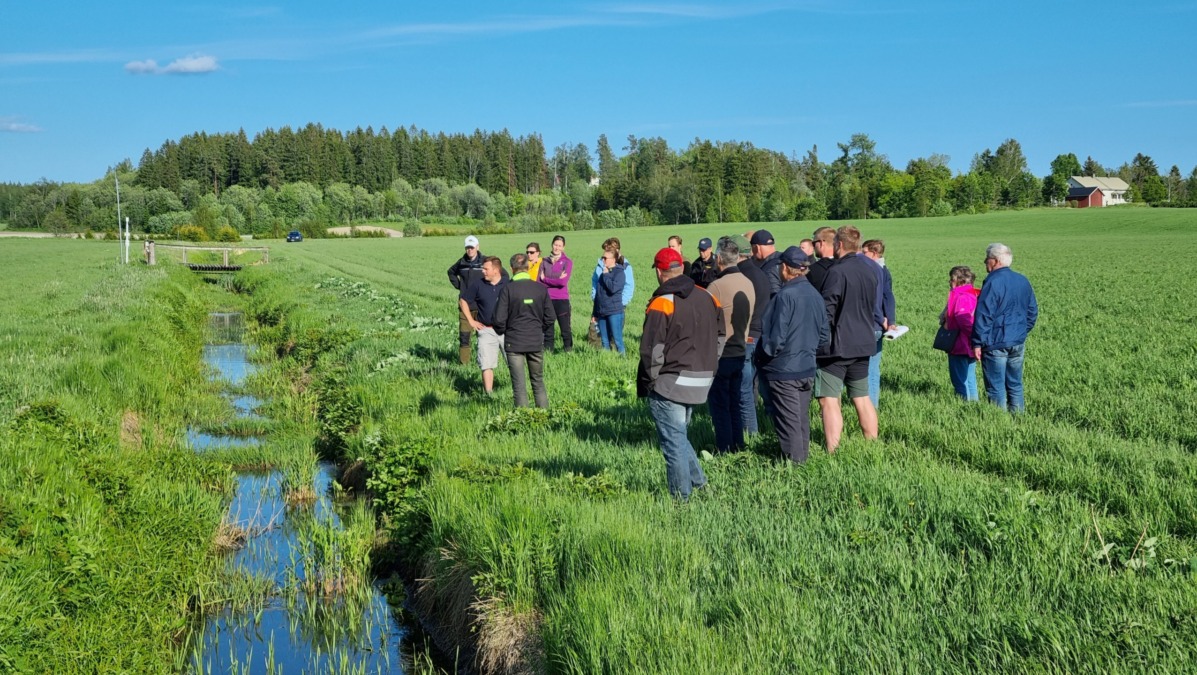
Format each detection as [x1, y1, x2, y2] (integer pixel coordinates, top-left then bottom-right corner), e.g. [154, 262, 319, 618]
[1066, 186, 1104, 208]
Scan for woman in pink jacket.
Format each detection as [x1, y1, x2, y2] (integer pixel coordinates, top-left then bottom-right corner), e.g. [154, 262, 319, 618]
[944, 266, 981, 400]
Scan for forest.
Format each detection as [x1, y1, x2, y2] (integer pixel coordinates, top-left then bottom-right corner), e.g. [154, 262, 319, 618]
[1, 123, 1194, 240]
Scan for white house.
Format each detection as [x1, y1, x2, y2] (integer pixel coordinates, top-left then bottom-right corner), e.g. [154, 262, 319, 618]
[1068, 176, 1130, 206]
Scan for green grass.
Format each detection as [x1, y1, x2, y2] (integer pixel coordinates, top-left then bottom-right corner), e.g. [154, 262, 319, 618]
[0, 242, 234, 672]
[4, 208, 1197, 672]
[242, 207, 1197, 672]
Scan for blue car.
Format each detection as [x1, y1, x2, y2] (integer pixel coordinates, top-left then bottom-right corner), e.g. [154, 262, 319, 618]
[286, 230, 303, 242]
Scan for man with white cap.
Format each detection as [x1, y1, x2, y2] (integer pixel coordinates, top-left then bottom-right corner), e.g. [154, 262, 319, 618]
[448, 235, 489, 365]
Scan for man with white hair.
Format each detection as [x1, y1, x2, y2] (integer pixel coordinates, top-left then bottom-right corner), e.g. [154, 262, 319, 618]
[971, 243, 1038, 413]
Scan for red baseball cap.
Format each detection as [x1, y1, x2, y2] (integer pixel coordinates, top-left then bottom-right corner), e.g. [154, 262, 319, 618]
[653, 247, 685, 271]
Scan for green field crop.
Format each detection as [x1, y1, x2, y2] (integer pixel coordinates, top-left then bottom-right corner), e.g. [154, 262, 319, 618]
[247, 207, 1197, 672]
[4, 208, 1197, 672]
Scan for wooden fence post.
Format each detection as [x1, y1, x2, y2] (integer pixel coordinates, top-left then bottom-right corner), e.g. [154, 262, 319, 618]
[223, 249, 230, 266]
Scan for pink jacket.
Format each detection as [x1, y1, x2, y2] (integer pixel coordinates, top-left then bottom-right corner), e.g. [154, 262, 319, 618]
[943, 285, 980, 356]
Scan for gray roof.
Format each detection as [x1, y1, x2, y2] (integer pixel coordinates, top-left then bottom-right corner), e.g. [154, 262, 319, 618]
[1071, 176, 1129, 191]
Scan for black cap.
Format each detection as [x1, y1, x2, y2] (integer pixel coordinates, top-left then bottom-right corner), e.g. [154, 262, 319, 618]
[750, 229, 774, 246]
[780, 246, 810, 268]
[697, 237, 713, 251]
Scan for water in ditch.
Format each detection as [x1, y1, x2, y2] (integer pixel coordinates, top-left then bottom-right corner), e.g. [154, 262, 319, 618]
[188, 312, 407, 674]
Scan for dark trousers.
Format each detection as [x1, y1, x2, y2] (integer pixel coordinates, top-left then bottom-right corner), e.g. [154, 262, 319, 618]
[544, 299, 573, 350]
[506, 351, 548, 408]
[767, 377, 814, 463]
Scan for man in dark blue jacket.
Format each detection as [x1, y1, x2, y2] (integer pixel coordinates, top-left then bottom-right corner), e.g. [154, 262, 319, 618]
[971, 243, 1038, 413]
[816, 225, 879, 451]
[757, 247, 829, 463]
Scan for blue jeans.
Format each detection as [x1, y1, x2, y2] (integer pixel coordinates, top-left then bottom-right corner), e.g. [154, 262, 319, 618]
[947, 354, 978, 401]
[981, 343, 1026, 412]
[597, 312, 625, 354]
[867, 330, 883, 409]
[647, 393, 707, 500]
[707, 356, 744, 452]
[741, 341, 759, 435]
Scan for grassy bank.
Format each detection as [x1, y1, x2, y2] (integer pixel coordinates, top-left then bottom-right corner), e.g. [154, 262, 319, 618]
[0, 241, 232, 671]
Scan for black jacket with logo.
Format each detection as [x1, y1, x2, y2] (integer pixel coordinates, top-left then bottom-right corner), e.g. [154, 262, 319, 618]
[494, 275, 555, 353]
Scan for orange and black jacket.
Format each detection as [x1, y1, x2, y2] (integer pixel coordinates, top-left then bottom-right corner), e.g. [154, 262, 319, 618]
[636, 274, 725, 405]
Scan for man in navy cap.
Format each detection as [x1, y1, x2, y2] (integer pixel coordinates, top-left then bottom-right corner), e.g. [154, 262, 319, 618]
[688, 236, 717, 287]
[756, 247, 829, 462]
[750, 229, 783, 298]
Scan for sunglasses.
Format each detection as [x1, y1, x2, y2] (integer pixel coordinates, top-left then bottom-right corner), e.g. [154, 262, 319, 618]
[527, 250, 538, 254]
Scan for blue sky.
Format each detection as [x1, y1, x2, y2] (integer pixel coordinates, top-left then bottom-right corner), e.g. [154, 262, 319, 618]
[2, 1, 1195, 184]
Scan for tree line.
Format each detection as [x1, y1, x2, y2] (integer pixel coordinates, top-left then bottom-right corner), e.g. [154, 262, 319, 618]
[2, 123, 1195, 239]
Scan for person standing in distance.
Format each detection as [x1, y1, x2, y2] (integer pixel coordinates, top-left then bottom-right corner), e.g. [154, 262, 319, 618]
[689, 237, 717, 288]
[815, 225, 879, 452]
[458, 256, 509, 396]
[749, 229, 783, 297]
[731, 234, 771, 437]
[971, 243, 1038, 413]
[447, 235, 490, 365]
[538, 235, 574, 353]
[638, 247, 725, 500]
[525, 242, 543, 280]
[667, 235, 694, 278]
[594, 248, 628, 354]
[495, 254, 555, 408]
[807, 227, 837, 293]
[756, 247, 829, 463]
[861, 239, 896, 409]
[704, 236, 756, 452]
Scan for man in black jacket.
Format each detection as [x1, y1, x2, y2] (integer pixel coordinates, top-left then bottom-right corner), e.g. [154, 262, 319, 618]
[688, 237, 717, 287]
[494, 253, 555, 408]
[815, 225, 879, 451]
[749, 229, 783, 297]
[448, 235, 486, 365]
[638, 247, 724, 500]
[807, 226, 837, 293]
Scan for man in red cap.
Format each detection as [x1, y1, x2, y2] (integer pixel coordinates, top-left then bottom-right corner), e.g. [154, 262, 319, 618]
[637, 247, 725, 500]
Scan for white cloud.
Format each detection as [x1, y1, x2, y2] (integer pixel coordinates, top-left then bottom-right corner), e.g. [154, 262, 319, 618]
[125, 53, 219, 75]
[0, 116, 41, 133]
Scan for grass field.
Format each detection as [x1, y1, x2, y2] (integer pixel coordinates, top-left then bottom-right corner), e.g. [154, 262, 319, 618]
[241, 207, 1197, 672]
[2, 208, 1196, 672]
[0, 241, 233, 672]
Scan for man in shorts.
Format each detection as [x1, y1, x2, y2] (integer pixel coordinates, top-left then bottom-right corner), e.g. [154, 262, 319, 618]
[459, 256, 509, 396]
[815, 225, 879, 451]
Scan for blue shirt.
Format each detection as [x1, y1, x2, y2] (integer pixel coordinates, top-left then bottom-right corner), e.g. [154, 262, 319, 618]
[971, 266, 1038, 350]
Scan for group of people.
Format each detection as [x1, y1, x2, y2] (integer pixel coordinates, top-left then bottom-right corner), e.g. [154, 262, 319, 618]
[450, 227, 1037, 500]
[447, 234, 640, 408]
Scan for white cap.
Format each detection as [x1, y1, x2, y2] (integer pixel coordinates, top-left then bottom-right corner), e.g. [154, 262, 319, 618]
[464, 235, 479, 248]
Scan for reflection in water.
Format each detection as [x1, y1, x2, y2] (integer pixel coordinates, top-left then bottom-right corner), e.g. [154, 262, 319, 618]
[190, 313, 406, 674]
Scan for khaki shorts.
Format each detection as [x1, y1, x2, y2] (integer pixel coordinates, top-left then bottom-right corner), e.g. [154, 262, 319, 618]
[815, 357, 870, 399]
[477, 327, 505, 371]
